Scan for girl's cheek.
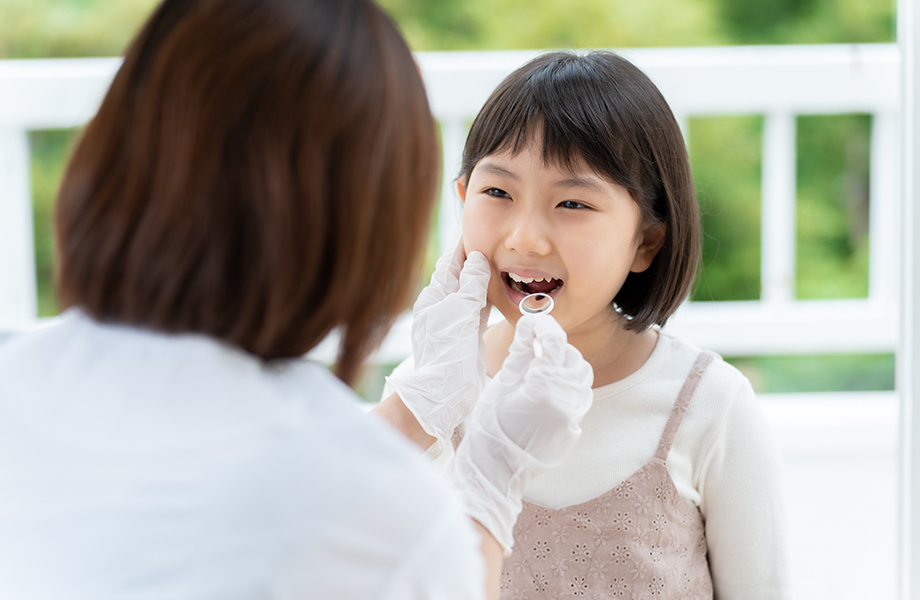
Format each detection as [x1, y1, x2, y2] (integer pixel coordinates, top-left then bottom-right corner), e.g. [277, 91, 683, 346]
[461, 210, 488, 256]
[462, 203, 504, 288]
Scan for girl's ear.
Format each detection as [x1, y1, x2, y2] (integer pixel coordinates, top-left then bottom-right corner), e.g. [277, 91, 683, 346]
[456, 178, 468, 203]
[630, 223, 666, 273]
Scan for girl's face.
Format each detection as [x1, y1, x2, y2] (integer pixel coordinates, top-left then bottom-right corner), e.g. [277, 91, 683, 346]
[459, 141, 663, 336]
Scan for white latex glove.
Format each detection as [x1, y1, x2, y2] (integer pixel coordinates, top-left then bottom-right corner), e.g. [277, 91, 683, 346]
[386, 236, 491, 456]
[451, 313, 593, 556]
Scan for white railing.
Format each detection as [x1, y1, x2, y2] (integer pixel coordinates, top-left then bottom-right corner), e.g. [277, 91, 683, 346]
[416, 44, 902, 359]
[0, 45, 899, 358]
[0, 57, 118, 330]
[0, 45, 903, 600]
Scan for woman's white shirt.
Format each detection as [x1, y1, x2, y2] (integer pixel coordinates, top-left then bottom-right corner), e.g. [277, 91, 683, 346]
[0, 310, 484, 600]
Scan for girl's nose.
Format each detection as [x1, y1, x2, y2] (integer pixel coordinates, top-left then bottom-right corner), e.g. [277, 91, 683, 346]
[504, 209, 552, 256]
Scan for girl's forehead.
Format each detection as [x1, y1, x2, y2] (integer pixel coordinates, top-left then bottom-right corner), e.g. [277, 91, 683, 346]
[473, 145, 613, 185]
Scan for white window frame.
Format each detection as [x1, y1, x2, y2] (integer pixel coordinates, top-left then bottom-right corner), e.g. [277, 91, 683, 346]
[899, 0, 920, 597]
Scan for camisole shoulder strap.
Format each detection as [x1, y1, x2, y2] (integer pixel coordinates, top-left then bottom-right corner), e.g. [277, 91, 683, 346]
[654, 350, 718, 461]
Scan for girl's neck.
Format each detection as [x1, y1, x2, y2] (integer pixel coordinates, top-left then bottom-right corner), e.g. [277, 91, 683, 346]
[483, 313, 659, 388]
[569, 318, 658, 387]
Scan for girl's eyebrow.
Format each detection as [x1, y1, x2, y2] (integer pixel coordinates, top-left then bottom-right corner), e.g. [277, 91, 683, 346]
[477, 161, 605, 193]
[476, 162, 520, 180]
[555, 175, 605, 193]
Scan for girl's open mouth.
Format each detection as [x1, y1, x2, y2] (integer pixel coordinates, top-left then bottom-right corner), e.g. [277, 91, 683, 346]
[505, 272, 564, 296]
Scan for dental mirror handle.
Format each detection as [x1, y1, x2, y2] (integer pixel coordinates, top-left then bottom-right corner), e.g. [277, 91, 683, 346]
[518, 293, 554, 358]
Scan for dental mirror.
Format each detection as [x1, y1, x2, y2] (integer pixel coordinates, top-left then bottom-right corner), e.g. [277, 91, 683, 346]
[518, 292, 554, 316]
[518, 293, 554, 358]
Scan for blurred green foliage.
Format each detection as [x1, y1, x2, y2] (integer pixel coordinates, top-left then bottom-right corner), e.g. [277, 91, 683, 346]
[689, 116, 764, 302]
[4, 0, 897, 395]
[712, 0, 895, 45]
[796, 114, 872, 299]
[28, 129, 74, 318]
[377, 0, 894, 50]
[380, 0, 726, 50]
[728, 353, 895, 393]
[0, 0, 158, 58]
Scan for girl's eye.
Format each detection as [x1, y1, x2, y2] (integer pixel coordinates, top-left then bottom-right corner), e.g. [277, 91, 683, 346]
[559, 200, 588, 210]
[485, 188, 510, 198]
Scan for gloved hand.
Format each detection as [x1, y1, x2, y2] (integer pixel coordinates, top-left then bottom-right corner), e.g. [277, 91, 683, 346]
[451, 313, 593, 556]
[385, 236, 491, 456]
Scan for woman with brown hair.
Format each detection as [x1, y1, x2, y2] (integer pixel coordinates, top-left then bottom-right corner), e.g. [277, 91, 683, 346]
[0, 0, 593, 598]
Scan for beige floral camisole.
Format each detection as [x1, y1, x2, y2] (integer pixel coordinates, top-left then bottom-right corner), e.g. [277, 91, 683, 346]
[499, 351, 717, 599]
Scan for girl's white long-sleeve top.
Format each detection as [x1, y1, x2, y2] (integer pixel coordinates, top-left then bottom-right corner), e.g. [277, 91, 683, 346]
[0, 310, 484, 600]
[384, 330, 792, 600]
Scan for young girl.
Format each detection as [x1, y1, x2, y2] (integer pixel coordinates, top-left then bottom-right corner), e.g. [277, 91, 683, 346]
[383, 50, 789, 599]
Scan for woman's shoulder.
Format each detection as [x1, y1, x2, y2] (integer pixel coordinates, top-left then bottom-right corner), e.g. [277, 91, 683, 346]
[0, 315, 480, 596]
[277, 362, 484, 596]
[0, 311, 454, 499]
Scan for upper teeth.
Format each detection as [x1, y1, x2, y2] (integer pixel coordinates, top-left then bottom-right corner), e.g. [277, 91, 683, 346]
[509, 272, 553, 284]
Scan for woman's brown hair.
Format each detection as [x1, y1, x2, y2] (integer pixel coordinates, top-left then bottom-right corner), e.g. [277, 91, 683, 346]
[459, 51, 700, 332]
[54, 0, 439, 385]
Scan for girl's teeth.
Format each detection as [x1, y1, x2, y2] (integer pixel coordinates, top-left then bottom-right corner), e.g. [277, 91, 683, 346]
[509, 273, 550, 284]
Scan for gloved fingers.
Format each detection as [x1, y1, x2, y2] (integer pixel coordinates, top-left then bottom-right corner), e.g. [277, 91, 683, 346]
[526, 344, 593, 401]
[412, 251, 490, 342]
[433, 233, 467, 292]
[494, 396, 574, 454]
[563, 343, 595, 391]
[519, 332, 593, 421]
[478, 301, 492, 337]
[456, 251, 491, 303]
[416, 234, 466, 311]
[477, 300, 492, 361]
[530, 313, 568, 365]
[494, 314, 538, 384]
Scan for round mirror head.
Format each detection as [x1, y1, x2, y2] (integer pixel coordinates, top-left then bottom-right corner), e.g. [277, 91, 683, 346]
[518, 292, 554, 316]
